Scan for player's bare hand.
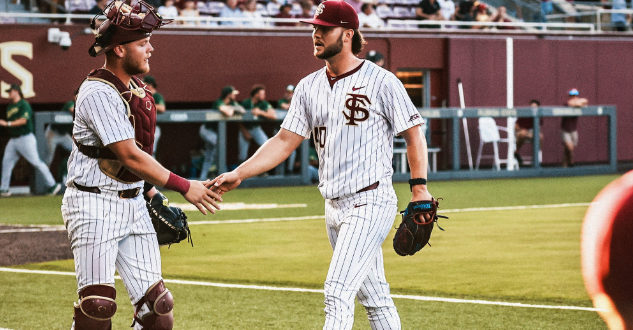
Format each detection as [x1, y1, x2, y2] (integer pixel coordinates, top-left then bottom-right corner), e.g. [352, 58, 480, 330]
[411, 185, 433, 202]
[213, 171, 241, 195]
[184, 180, 223, 215]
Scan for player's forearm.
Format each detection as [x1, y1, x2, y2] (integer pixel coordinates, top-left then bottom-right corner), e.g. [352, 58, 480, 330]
[402, 125, 429, 179]
[235, 130, 302, 180]
[6, 118, 28, 127]
[155, 104, 166, 113]
[119, 149, 171, 187]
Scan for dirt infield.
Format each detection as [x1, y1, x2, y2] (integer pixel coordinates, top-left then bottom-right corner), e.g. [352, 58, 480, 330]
[0, 226, 72, 266]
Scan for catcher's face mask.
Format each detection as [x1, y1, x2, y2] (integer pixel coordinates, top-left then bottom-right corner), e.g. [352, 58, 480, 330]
[89, 0, 172, 57]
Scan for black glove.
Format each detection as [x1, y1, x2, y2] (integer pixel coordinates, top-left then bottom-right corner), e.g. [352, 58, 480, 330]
[393, 198, 447, 256]
[147, 192, 192, 247]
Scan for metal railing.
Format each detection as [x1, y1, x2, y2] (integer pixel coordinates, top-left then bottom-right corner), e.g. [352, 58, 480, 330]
[547, 8, 633, 31]
[385, 19, 596, 31]
[0, 12, 598, 32]
[29, 106, 617, 193]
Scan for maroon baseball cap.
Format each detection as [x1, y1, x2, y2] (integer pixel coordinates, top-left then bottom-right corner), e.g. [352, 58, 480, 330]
[300, 0, 359, 30]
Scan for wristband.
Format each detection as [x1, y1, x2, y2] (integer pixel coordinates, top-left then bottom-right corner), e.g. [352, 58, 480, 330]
[409, 178, 427, 191]
[7, 121, 11, 127]
[164, 172, 190, 195]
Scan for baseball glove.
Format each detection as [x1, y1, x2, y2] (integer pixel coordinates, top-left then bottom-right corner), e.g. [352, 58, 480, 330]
[393, 198, 447, 256]
[147, 192, 192, 247]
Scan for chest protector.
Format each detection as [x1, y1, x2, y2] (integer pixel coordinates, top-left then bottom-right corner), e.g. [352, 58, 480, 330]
[75, 69, 156, 183]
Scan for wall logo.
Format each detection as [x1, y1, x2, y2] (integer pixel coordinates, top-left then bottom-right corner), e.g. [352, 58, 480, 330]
[0, 42, 35, 99]
[343, 93, 371, 126]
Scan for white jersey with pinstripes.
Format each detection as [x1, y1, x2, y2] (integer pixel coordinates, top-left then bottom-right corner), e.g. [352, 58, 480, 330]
[281, 60, 424, 200]
[66, 79, 142, 191]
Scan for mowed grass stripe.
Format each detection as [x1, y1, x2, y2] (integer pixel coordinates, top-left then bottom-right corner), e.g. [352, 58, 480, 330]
[0, 202, 592, 231]
[0, 267, 601, 312]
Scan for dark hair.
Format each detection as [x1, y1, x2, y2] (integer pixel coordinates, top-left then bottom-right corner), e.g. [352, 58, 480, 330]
[351, 29, 366, 55]
[361, 3, 371, 12]
[530, 99, 540, 106]
[250, 84, 265, 97]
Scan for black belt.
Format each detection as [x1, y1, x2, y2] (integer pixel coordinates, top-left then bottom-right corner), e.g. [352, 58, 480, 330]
[73, 181, 140, 199]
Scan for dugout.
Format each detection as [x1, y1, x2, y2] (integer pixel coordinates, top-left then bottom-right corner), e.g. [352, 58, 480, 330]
[0, 24, 628, 193]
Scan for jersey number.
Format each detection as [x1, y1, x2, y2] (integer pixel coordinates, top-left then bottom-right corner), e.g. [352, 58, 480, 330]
[313, 126, 326, 149]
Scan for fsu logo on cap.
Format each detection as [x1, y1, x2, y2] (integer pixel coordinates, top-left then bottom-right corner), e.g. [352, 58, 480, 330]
[315, 3, 324, 16]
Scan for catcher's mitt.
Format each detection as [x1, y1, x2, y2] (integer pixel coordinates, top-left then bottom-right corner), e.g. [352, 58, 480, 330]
[147, 192, 192, 247]
[393, 198, 447, 256]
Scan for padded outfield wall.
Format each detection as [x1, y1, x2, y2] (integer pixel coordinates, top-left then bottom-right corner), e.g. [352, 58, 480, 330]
[0, 25, 630, 169]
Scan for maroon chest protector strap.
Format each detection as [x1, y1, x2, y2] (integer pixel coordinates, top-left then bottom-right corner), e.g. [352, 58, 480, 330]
[75, 68, 157, 183]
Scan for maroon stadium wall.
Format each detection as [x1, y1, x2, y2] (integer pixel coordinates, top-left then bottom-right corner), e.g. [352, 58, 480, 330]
[0, 25, 631, 167]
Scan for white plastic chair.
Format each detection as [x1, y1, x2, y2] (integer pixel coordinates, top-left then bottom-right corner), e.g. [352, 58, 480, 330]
[475, 117, 510, 171]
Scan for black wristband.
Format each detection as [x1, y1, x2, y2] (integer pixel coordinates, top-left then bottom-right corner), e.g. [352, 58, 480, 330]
[143, 182, 155, 202]
[409, 178, 427, 191]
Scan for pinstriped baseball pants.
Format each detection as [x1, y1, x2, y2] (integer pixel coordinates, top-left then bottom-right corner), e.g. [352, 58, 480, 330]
[323, 180, 401, 330]
[62, 187, 162, 308]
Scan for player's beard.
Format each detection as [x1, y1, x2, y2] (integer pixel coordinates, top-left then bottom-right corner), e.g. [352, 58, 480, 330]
[122, 54, 150, 76]
[315, 31, 344, 60]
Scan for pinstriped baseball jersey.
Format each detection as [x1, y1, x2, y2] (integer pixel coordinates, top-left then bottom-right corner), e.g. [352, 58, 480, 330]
[281, 60, 424, 200]
[67, 80, 142, 191]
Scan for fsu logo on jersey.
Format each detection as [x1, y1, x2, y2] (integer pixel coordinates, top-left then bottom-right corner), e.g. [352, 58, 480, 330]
[343, 93, 370, 126]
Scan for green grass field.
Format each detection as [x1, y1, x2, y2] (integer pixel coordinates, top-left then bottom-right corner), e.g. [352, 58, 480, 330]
[0, 175, 619, 329]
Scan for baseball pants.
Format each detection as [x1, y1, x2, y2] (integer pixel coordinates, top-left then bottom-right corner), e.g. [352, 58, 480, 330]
[61, 187, 162, 320]
[1, 133, 56, 191]
[45, 127, 73, 165]
[323, 181, 401, 330]
[199, 124, 218, 180]
[238, 126, 269, 162]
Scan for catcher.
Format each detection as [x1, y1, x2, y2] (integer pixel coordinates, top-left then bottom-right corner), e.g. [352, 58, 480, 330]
[393, 196, 448, 256]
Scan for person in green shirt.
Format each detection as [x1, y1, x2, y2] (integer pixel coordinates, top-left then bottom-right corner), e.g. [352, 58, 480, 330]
[278, 84, 294, 110]
[239, 84, 277, 164]
[143, 76, 166, 158]
[45, 99, 74, 165]
[199, 85, 245, 180]
[0, 84, 61, 196]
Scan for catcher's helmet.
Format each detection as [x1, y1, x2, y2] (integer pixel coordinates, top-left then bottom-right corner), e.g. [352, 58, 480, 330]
[89, 0, 172, 57]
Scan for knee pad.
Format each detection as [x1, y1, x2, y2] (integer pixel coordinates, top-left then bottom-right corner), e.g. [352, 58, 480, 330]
[133, 280, 174, 330]
[73, 284, 117, 330]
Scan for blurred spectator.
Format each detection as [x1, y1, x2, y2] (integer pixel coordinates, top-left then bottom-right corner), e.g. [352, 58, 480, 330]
[489, 6, 515, 29]
[275, 4, 296, 26]
[417, 0, 444, 28]
[158, 0, 180, 18]
[561, 88, 588, 168]
[540, 0, 553, 23]
[179, 0, 200, 26]
[365, 50, 385, 67]
[239, 85, 277, 164]
[0, 84, 61, 196]
[454, 0, 476, 28]
[358, 3, 385, 28]
[474, 3, 490, 28]
[88, 0, 108, 15]
[611, 0, 628, 31]
[514, 99, 544, 166]
[438, 0, 456, 21]
[145, 0, 162, 10]
[220, 0, 245, 26]
[199, 85, 245, 180]
[45, 99, 74, 166]
[143, 76, 166, 158]
[243, 0, 268, 26]
[278, 84, 295, 110]
[344, 0, 363, 13]
[297, 0, 315, 23]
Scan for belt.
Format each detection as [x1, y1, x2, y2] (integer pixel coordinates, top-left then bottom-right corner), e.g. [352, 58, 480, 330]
[73, 181, 140, 199]
[357, 182, 379, 193]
